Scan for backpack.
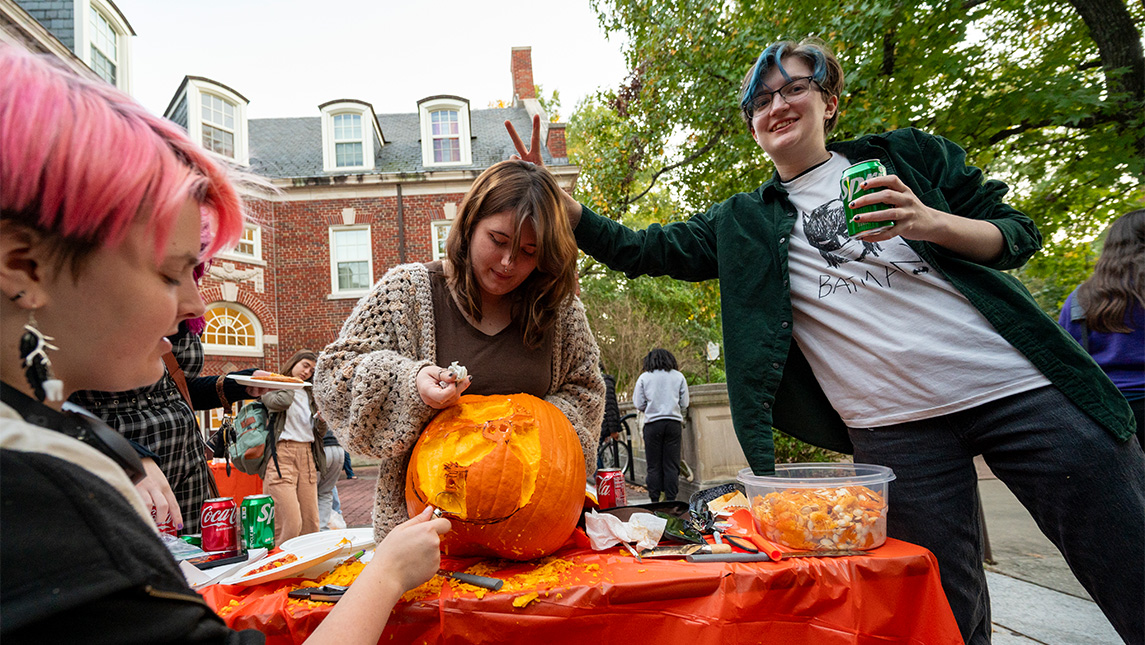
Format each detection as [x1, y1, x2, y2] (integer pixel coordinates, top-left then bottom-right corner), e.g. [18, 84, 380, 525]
[220, 402, 281, 477]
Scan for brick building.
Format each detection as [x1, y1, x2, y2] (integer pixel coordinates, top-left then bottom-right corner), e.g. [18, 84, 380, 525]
[2, 2, 578, 430]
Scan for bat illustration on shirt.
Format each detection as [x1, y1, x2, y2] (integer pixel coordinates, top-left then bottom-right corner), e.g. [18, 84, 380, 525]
[802, 199, 882, 268]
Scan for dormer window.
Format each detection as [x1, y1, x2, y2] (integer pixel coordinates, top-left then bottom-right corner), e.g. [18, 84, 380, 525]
[201, 93, 236, 158]
[76, 0, 135, 92]
[431, 110, 461, 163]
[320, 100, 382, 173]
[333, 113, 364, 167]
[165, 77, 250, 165]
[418, 96, 472, 167]
[88, 7, 118, 85]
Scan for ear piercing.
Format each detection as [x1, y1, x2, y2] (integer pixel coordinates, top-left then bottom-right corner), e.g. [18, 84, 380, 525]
[19, 310, 63, 402]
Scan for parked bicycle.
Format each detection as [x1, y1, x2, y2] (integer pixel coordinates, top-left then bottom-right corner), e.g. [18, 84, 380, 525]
[597, 412, 636, 482]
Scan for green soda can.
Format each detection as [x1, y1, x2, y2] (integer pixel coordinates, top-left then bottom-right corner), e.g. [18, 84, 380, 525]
[241, 494, 275, 550]
[841, 159, 893, 237]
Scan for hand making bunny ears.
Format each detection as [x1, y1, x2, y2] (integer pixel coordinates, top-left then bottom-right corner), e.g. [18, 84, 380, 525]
[504, 114, 545, 167]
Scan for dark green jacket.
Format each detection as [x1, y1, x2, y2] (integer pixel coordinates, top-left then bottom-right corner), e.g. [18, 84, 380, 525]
[575, 128, 1134, 474]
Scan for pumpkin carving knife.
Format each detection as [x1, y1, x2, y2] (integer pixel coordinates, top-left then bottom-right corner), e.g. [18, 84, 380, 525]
[437, 569, 504, 591]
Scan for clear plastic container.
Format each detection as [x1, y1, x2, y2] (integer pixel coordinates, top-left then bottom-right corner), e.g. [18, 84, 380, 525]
[737, 463, 896, 551]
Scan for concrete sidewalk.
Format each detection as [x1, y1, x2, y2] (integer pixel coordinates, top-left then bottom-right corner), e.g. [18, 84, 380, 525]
[334, 460, 1126, 644]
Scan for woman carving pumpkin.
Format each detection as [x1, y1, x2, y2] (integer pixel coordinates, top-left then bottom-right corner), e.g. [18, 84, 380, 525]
[315, 160, 605, 539]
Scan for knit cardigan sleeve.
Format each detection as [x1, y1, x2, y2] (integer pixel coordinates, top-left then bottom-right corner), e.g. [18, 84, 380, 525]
[314, 263, 439, 536]
[546, 298, 605, 478]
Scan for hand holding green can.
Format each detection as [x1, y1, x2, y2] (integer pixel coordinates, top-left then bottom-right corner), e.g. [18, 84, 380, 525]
[841, 160, 895, 237]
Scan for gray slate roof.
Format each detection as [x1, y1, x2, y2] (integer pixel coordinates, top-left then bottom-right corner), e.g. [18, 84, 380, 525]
[249, 106, 558, 179]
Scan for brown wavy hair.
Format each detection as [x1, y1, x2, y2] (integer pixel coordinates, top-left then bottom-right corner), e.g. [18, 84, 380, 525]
[1077, 209, 1145, 333]
[280, 350, 318, 383]
[446, 160, 578, 349]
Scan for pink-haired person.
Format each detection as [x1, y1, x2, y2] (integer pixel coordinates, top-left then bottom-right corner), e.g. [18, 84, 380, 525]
[0, 44, 448, 644]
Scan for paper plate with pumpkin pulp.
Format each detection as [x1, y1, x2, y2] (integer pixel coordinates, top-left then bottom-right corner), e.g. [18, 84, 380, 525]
[219, 541, 346, 586]
[227, 374, 311, 391]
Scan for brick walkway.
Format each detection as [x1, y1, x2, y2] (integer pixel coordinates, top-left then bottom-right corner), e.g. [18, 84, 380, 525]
[336, 465, 378, 528]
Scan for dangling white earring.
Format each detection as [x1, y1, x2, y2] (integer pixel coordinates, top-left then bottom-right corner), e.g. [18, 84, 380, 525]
[19, 310, 64, 402]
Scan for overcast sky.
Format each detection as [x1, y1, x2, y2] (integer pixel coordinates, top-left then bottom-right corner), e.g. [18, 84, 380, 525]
[112, 0, 631, 120]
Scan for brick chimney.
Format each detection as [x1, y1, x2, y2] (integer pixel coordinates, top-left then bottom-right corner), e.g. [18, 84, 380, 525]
[511, 46, 536, 103]
[546, 122, 567, 158]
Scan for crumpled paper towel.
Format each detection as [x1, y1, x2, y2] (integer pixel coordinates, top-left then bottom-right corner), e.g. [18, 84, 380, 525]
[585, 510, 667, 551]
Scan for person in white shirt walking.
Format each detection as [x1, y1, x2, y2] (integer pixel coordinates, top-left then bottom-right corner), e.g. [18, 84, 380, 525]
[633, 349, 689, 502]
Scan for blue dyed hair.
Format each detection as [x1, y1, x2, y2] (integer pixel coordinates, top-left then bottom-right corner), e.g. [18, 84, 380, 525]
[738, 38, 844, 134]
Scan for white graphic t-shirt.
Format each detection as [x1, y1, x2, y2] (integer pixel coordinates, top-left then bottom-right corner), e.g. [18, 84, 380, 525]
[781, 153, 1048, 427]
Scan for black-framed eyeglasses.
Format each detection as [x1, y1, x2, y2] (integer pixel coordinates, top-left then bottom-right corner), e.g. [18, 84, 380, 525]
[749, 76, 822, 114]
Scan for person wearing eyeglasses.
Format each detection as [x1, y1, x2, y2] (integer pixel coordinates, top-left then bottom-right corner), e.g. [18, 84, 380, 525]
[507, 37, 1143, 645]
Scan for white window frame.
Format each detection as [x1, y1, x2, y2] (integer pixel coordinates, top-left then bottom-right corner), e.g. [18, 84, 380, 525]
[320, 101, 380, 173]
[74, 0, 133, 93]
[332, 113, 365, 168]
[329, 225, 374, 298]
[201, 302, 264, 358]
[431, 220, 452, 261]
[176, 79, 250, 165]
[418, 97, 472, 167]
[215, 223, 264, 265]
[200, 92, 237, 159]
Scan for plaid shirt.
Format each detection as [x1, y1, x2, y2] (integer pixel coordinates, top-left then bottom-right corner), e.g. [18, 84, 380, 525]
[70, 332, 213, 534]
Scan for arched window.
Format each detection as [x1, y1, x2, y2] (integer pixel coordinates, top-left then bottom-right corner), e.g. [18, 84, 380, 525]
[201, 303, 264, 357]
[319, 100, 380, 172]
[80, 0, 134, 92]
[417, 96, 472, 167]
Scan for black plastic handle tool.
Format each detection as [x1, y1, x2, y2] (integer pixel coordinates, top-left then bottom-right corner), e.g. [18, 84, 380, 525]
[288, 584, 349, 602]
[686, 552, 772, 563]
[438, 569, 504, 591]
[722, 534, 759, 553]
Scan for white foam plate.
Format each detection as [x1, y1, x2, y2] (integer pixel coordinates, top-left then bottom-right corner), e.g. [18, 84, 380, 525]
[228, 374, 311, 390]
[279, 527, 375, 553]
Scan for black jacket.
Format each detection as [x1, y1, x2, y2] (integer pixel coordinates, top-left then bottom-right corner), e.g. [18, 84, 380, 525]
[600, 373, 621, 440]
[0, 449, 263, 644]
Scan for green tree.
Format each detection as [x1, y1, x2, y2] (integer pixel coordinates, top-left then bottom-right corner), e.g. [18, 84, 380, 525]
[569, 100, 726, 394]
[577, 0, 1143, 314]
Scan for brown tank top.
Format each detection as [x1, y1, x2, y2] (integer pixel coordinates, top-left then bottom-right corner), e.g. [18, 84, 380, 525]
[427, 261, 552, 397]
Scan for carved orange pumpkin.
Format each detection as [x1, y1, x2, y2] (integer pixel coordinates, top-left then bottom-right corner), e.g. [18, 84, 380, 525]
[406, 393, 585, 560]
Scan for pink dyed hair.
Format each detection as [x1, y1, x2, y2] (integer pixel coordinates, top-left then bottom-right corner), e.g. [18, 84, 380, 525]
[0, 45, 244, 267]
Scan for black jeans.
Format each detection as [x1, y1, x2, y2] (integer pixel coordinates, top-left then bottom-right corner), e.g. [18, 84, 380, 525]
[643, 418, 682, 502]
[849, 386, 1145, 645]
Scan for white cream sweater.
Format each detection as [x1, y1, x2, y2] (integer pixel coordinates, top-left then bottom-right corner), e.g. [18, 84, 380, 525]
[314, 263, 604, 537]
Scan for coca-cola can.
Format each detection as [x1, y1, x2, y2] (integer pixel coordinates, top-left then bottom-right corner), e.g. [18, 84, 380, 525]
[596, 468, 627, 509]
[200, 497, 239, 553]
[150, 505, 178, 537]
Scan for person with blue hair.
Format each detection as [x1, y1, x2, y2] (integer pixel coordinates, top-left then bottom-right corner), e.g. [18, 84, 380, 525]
[508, 37, 1144, 645]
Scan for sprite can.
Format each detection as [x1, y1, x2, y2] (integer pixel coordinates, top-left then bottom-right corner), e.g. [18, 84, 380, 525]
[841, 160, 893, 237]
[240, 494, 275, 550]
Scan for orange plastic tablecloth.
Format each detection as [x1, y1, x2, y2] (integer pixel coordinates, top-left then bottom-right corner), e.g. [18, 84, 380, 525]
[202, 537, 961, 644]
[210, 461, 263, 504]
